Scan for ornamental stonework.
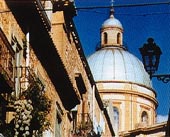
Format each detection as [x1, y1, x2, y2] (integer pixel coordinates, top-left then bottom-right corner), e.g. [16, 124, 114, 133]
[0, 2, 24, 47]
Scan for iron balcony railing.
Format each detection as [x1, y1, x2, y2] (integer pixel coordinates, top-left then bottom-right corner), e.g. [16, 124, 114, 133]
[13, 66, 45, 92]
[72, 113, 93, 137]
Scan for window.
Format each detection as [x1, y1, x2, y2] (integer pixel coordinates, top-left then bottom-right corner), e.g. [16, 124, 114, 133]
[117, 33, 121, 44]
[141, 111, 148, 124]
[103, 32, 108, 44]
[72, 110, 77, 132]
[113, 107, 119, 132]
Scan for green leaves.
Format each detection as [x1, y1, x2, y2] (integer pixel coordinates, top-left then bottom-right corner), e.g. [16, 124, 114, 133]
[22, 84, 51, 135]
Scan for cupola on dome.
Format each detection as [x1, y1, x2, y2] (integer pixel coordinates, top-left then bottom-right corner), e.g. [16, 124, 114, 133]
[102, 16, 123, 29]
[101, 8, 123, 29]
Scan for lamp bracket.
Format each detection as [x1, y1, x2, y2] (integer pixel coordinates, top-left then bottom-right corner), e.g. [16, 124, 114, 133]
[152, 74, 170, 83]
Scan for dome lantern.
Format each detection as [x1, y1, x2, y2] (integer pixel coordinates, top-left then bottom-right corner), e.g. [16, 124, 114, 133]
[100, 2, 123, 48]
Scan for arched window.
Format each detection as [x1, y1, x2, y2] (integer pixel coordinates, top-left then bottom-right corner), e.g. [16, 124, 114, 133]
[117, 33, 121, 44]
[141, 111, 148, 124]
[113, 107, 119, 132]
[103, 32, 108, 44]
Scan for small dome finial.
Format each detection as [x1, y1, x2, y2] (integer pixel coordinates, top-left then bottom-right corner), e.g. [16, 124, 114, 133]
[110, 0, 114, 18]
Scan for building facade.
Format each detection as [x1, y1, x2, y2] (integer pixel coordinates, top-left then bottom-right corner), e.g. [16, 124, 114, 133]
[0, 0, 114, 137]
[87, 6, 167, 137]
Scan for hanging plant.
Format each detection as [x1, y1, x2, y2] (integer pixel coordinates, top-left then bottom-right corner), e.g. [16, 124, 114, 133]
[13, 99, 33, 137]
[1, 80, 51, 136]
[22, 83, 51, 136]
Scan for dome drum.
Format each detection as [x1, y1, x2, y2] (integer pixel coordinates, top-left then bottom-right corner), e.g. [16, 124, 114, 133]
[101, 30, 123, 46]
[96, 82, 158, 106]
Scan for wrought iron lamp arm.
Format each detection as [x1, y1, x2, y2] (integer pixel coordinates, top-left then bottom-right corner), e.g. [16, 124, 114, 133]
[152, 74, 170, 83]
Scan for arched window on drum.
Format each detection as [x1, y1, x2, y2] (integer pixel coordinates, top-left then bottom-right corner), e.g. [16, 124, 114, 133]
[117, 33, 121, 44]
[113, 107, 119, 132]
[103, 32, 108, 44]
[141, 111, 148, 124]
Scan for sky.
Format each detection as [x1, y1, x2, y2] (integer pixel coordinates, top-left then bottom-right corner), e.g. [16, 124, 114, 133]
[73, 0, 170, 120]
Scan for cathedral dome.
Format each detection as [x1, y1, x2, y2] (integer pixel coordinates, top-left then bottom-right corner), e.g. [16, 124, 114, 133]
[87, 5, 157, 134]
[87, 47, 152, 88]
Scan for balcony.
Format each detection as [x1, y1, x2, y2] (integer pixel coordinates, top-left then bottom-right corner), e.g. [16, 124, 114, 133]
[6, 0, 75, 33]
[78, 113, 93, 130]
[72, 113, 95, 137]
[0, 33, 14, 93]
[53, 0, 76, 17]
[13, 66, 45, 93]
[6, 0, 52, 33]
[35, 0, 52, 28]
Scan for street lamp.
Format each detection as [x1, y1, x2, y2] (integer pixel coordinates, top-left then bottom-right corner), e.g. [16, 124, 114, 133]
[139, 38, 170, 83]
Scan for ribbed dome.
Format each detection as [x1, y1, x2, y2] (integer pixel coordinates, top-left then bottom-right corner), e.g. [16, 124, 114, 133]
[102, 16, 123, 29]
[87, 47, 152, 88]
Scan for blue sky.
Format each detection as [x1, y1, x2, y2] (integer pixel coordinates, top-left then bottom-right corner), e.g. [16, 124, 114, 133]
[74, 0, 170, 118]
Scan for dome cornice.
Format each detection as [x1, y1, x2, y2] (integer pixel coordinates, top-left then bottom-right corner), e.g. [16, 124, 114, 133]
[99, 89, 158, 108]
[95, 80, 155, 94]
[101, 26, 123, 31]
[97, 45, 126, 51]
